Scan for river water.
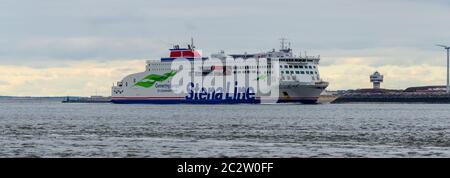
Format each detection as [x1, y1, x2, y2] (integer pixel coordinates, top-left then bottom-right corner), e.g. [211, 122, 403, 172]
[0, 98, 449, 157]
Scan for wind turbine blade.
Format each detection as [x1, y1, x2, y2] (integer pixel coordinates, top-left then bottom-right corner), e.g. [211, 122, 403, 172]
[437, 44, 449, 48]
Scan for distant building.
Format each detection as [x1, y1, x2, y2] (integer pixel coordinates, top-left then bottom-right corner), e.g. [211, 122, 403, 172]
[370, 71, 384, 89]
[404, 86, 447, 93]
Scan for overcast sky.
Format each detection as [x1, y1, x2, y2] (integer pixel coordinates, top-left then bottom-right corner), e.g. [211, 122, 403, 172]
[1, 0, 450, 96]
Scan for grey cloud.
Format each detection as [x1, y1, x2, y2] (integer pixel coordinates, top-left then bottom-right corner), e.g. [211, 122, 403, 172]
[0, 0, 449, 66]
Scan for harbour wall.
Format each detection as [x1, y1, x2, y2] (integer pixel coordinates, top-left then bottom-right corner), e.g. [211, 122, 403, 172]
[332, 93, 450, 103]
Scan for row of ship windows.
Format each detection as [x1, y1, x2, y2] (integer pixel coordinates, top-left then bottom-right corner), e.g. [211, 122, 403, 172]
[150, 68, 169, 71]
[231, 70, 317, 75]
[281, 65, 315, 69]
[148, 60, 315, 69]
[233, 65, 317, 69]
[279, 59, 314, 62]
[234, 66, 269, 69]
[148, 67, 267, 71]
[282, 71, 317, 75]
[149, 58, 315, 64]
[192, 71, 274, 75]
[149, 65, 317, 69]
[149, 65, 316, 69]
[149, 68, 272, 71]
[149, 67, 315, 71]
[149, 64, 272, 68]
[232, 71, 272, 74]
[148, 65, 317, 70]
[191, 70, 272, 75]
[189, 70, 318, 75]
[282, 75, 320, 81]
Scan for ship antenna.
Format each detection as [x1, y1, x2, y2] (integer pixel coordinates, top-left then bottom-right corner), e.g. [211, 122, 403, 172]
[191, 37, 195, 49]
[280, 38, 288, 50]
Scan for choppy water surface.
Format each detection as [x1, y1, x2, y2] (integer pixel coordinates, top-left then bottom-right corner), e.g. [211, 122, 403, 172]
[0, 99, 449, 157]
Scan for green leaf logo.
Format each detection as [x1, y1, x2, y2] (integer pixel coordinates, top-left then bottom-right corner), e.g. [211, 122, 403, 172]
[135, 71, 177, 88]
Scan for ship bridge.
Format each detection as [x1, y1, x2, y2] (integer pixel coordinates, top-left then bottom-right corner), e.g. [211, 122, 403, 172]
[160, 39, 208, 62]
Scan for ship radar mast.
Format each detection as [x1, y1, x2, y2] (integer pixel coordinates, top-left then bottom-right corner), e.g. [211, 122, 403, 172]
[190, 37, 195, 49]
[280, 38, 287, 50]
[279, 38, 292, 53]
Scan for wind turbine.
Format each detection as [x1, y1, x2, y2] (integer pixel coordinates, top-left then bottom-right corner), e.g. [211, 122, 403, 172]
[437, 44, 450, 93]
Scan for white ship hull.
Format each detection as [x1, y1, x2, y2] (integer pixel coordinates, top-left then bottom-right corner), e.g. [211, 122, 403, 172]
[112, 83, 327, 104]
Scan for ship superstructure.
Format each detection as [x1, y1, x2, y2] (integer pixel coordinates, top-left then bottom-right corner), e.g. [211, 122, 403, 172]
[111, 39, 328, 104]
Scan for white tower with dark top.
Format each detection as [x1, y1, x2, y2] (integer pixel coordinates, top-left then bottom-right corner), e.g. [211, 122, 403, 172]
[370, 71, 383, 89]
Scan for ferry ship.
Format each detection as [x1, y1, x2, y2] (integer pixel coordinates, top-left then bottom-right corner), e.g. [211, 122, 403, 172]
[111, 39, 329, 104]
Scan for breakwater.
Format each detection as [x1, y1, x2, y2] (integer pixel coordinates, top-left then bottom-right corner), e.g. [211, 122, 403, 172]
[332, 93, 450, 103]
[62, 96, 111, 103]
